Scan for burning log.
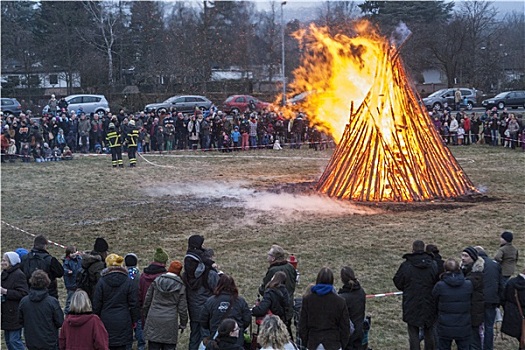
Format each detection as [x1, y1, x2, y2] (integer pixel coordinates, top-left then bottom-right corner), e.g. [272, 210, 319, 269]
[316, 42, 477, 202]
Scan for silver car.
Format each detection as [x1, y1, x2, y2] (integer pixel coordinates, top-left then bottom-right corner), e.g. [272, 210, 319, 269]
[422, 88, 477, 111]
[144, 95, 213, 114]
[43, 94, 110, 115]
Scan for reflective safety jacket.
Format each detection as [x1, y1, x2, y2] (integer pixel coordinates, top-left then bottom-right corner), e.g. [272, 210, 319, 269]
[106, 130, 121, 147]
[127, 127, 139, 147]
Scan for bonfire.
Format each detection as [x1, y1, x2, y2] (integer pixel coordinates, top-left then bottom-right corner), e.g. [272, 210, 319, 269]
[288, 22, 477, 202]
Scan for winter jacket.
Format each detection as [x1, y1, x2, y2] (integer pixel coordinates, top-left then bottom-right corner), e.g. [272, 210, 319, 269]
[63, 255, 82, 291]
[183, 250, 220, 321]
[20, 248, 64, 299]
[462, 258, 484, 326]
[338, 282, 366, 350]
[92, 266, 139, 347]
[432, 272, 473, 340]
[58, 313, 109, 350]
[143, 272, 188, 345]
[139, 262, 167, 307]
[251, 285, 290, 323]
[80, 251, 106, 300]
[206, 335, 244, 350]
[299, 284, 350, 350]
[501, 274, 525, 339]
[19, 288, 64, 350]
[259, 260, 297, 321]
[1, 264, 29, 330]
[478, 250, 504, 306]
[200, 292, 252, 340]
[494, 242, 519, 277]
[393, 251, 438, 327]
[78, 118, 91, 137]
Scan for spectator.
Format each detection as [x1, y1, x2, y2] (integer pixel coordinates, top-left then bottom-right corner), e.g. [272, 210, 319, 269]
[201, 274, 251, 347]
[143, 260, 188, 350]
[252, 271, 291, 327]
[79, 237, 109, 301]
[20, 235, 64, 300]
[78, 113, 91, 153]
[1, 251, 29, 350]
[393, 240, 438, 350]
[258, 315, 297, 350]
[338, 266, 366, 350]
[460, 246, 484, 350]
[182, 235, 220, 350]
[59, 290, 109, 350]
[204, 318, 243, 350]
[63, 245, 82, 314]
[474, 246, 504, 350]
[494, 231, 519, 284]
[125, 253, 145, 350]
[299, 267, 350, 350]
[425, 244, 445, 276]
[19, 269, 64, 350]
[432, 258, 473, 350]
[93, 254, 139, 350]
[139, 248, 169, 314]
[501, 265, 525, 345]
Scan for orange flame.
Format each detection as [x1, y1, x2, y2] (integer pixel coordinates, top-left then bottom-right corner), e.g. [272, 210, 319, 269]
[287, 22, 477, 202]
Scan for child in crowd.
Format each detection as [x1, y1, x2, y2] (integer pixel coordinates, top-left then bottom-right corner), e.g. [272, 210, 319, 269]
[231, 127, 241, 151]
[32, 144, 44, 162]
[21, 144, 30, 163]
[62, 146, 73, 160]
[222, 131, 231, 152]
[52, 146, 62, 161]
[63, 246, 82, 314]
[7, 139, 17, 162]
[457, 125, 465, 145]
[43, 142, 53, 161]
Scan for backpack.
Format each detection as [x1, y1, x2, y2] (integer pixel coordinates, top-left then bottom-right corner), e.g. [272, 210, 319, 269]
[76, 267, 95, 297]
[22, 251, 52, 279]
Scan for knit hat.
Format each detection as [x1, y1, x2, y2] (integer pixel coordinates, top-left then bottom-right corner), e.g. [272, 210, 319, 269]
[4, 252, 21, 266]
[15, 248, 28, 258]
[153, 248, 169, 264]
[463, 246, 479, 262]
[129, 120, 135, 126]
[501, 231, 513, 243]
[188, 235, 205, 250]
[168, 260, 183, 275]
[105, 254, 124, 267]
[124, 253, 138, 267]
[93, 237, 109, 253]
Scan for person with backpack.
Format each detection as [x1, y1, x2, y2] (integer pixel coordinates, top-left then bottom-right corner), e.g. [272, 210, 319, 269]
[20, 235, 64, 300]
[182, 235, 220, 350]
[78, 237, 109, 301]
[63, 246, 82, 314]
[252, 271, 291, 327]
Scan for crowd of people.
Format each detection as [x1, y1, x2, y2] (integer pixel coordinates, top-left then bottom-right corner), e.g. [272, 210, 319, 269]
[429, 105, 525, 150]
[0, 230, 522, 350]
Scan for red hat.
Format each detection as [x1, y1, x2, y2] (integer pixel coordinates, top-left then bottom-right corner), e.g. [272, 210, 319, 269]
[287, 254, 298, 269]
[168, 260, 183, 275]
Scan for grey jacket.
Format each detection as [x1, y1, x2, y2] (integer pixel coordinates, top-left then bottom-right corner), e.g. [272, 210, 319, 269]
[495, 243, 519, 277]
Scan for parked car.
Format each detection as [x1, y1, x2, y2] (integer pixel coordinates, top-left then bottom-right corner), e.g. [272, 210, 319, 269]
[481, 90, 525, 110]
[221, 95, 271, 114]
[144, 95, 213, 114]
[43, 94, 110, 115]
[1, 98, 22, 116]
[422, 88, 477, 111]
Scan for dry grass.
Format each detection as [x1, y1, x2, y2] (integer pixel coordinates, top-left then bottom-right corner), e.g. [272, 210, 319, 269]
[1, 145, 523, 349]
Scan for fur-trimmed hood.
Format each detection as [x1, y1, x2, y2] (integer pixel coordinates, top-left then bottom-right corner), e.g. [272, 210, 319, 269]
[471, 257, 484, 273]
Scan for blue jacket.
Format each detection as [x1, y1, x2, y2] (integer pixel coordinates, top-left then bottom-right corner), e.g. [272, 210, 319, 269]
[432, 272, 473, 340]
[63, 255, 82, 290]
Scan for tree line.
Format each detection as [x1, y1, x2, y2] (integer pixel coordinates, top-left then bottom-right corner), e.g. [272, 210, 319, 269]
[1, 1, 523, 97]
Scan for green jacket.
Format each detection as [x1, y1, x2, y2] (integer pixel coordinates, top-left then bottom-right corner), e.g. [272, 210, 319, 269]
[494, 243, 518, 277]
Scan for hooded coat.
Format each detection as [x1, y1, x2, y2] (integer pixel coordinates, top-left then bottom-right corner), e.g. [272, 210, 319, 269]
[1, 264, 29, 330]
[338, 282, 366, 350]
[299, 284, 350, 350]
[201, 292, 252, 340]
[139, 262, 167, 307]
[18, 288, 64, 349]
[92, 266, 139, 347]
[478, 250, 504, 305]
[143, 272, 188, 345]
[393, 251, 438, 327]
[80, 251, 106, 300]
[501, 274, 525, 339]
[251, 285, 290, 323]
[432, 272, 473, 340]
[462, 257, 484, 326]
[58, 313, 109, 350]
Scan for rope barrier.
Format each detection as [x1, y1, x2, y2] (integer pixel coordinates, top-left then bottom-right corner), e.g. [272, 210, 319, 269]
[1, 220, 66, 249]
[366, 291, 403, 299]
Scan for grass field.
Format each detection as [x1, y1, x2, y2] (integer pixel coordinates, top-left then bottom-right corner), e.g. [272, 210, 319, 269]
[1, 144, 523, 349]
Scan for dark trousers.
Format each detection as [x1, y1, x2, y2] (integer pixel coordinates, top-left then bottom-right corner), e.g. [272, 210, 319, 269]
[148, 341, 177, 350]
[189, 320, 203, 350]
[438, 337, 470, 350]
[470, 325, 482, 350]
[128, 146, 137, 166]
[408, 324, 435, 350]
[483, 305, 497, 350]
[111, 146, 123, 167]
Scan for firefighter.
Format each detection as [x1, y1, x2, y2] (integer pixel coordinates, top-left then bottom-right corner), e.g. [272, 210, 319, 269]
[106, 122, 123, 168]
[126, 119, 139, 167]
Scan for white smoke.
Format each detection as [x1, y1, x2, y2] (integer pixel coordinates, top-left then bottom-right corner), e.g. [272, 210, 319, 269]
[390, 22, 412, 48]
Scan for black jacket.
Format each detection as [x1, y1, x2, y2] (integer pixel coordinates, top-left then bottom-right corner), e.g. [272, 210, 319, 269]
[432, 273, 473, 340]
[200, 292, 251, 339]
[501, 274, 525, 339]
[80, 251, 106, 300]
[393, 252, 438, 327]
[462, 258, 484, 326]
[338, 282, 366, 350]
[19, 288, 64, 349]
[478, 250, 504, 305]
[93, 266, 139, 347]
[251, 285, 290, 322]
[1, 265, 29, 330]
[20, 248, 64, 299]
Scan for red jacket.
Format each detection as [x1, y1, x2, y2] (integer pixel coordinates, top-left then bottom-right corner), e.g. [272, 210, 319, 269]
[59, 313, 109, 350]
[1, 134, 9, 151]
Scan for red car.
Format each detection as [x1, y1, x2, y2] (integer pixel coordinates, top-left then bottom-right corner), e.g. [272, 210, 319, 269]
[221, 95, 271, 114]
